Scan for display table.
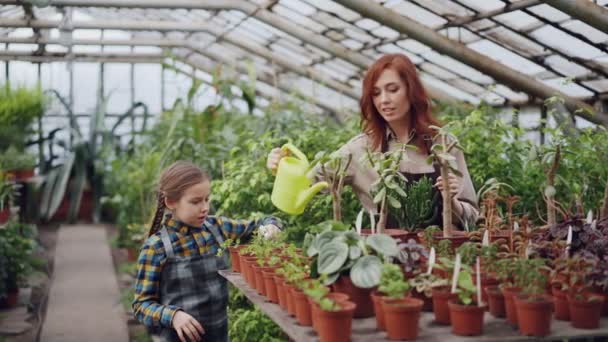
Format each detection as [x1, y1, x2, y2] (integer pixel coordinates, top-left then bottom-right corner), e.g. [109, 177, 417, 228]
[220, 270, 608, 341]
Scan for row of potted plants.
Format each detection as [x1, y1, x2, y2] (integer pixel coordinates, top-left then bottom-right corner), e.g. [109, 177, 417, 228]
[226, 232, 358, 342]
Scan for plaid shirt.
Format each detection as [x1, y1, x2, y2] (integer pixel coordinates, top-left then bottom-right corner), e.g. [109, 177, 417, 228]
[132, 215, 282, 328]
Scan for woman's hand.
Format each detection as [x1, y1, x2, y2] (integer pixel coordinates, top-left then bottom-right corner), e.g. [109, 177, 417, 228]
[435, 174, 461, 197]
[172, 310, 205, 342]
[266, 147, 288, 172]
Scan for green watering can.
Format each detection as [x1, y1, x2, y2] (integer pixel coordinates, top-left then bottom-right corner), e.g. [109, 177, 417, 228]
[271, 143, 328, 215]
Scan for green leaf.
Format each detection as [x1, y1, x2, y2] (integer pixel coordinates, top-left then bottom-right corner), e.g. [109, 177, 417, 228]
[323, 272, 340, 286]
[314, 231, 340, 252]
[387, 195, 401, 209]
[373, 188, 386, 204]
[393, 186, 407, 198]
[318, 241, 349, 275]
[350, 255, 383, 288]
[349, 245, 361, 260]
[366, 234, 398, 257]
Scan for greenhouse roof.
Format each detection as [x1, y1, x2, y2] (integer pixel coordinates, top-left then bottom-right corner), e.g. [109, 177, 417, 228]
[0, 0, 607, 124]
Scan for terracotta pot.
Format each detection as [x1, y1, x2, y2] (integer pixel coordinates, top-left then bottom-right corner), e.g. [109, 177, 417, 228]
[474, 273, 499, 303]
[292, 288, 312, 326]
[243, 257, 257, 288]
[126, 247, 138, 262]
[238, 252, 253, 277]
[285, 283, 296, 317]
[514, 294, 553, 337]
[360, 228, 413, 242]
[263, 270, 278, 303]
[332, 275, 375, 318]
[0, 206, 10, 224]
[316, 300, 356, 342]
[485, 286, 505, 318]
[327, 292, 350, 303]
[568, 294, 604, 329]
[309, 292, 351, 333]
[228, 246, 244, 273]
[432, 285, 456, 325]
[251, 264, 266, 296]
[418, 230, 469, 250]
[0, 289, 19, 309]
[552, 285, 570, 321]
[275, 276, 287, 310]
[382, 297, 424, 340]
[411, 288, 433, 312]
[501, 286, 521, 326]
[309, 297, 321, 333]
[370, 291, 386, 330]
[587, 290, 608, 317]
[448, 300, 485, 336]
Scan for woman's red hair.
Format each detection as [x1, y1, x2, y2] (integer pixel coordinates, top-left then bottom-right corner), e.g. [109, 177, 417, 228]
[360, 53, 441, 152]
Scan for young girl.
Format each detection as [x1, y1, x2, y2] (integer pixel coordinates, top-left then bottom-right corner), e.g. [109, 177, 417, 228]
[133, 161, 282, 342]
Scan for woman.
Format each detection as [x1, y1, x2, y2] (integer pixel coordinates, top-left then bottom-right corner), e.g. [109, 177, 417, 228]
[267, 54, 478, 230]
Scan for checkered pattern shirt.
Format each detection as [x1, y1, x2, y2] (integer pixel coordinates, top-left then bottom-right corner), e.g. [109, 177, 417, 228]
[132, 215, 281, 328]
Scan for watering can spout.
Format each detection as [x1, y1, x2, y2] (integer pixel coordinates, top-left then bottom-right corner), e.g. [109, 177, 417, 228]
[296, 181, 328, 212]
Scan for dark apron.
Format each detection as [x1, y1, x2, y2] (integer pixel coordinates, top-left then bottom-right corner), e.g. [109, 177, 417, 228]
[382, 133, 443, 229]
[159, 224, 230, 342]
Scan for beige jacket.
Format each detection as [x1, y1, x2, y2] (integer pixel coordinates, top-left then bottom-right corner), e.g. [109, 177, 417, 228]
[313, 132, 479, 228]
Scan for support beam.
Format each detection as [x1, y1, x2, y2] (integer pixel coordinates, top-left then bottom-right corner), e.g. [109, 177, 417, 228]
[0, 0, 456, 102]
[539, 0, 608, 35]
[334, 0, 608, 126]
[438, 0, 539, 29]
[0, 51, 164, 63]
[0, 22, 360, 101]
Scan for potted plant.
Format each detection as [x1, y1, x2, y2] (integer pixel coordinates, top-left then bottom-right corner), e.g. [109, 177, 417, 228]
[307, 228, 398, 318]
[121, 223, 147, 262]
[513, 258, 553, 337]
[588, 254, 608, 316]
[430, 256, 471, 325]
[458, 242, 499, 302]
[315, 151, 353, 222]
[313, 296, 356, 342]
[378, 263, 424, 340]
[304, 277, 350, 333]
[565, 256, 604, 329]
[0, 146, 37, 180]
[0, 175, 16, 224]
[394, 176, 435, 237]
[410, 272, 448, 312]
[0, 222, 39, 308]
[448, 269, 485, 336]
[364, 146, 409, 237]
[370, 263, 406, 331]
[428, 124, 465, 239]
[495, 257, 521, 326]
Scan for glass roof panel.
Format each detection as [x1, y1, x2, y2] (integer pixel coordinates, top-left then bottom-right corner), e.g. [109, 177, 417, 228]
[531, 25, 605, 60]
[467, 39, 546, 76]
[385, 0, 448, 27]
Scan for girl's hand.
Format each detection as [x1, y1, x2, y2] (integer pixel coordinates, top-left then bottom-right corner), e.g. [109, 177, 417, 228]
[266, 147, 288, 172]
[172, 310, 204, 342]
[435, 174, 461, 197]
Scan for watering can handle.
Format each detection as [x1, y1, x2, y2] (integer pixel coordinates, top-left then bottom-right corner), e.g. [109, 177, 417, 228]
[281, 143, 308, 164]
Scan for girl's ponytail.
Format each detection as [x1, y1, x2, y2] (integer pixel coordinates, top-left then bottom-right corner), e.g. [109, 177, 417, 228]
[148, 193, 166, 237]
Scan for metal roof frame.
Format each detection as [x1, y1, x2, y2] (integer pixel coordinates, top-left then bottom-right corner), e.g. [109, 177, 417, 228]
[0, 0, 606, 126]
